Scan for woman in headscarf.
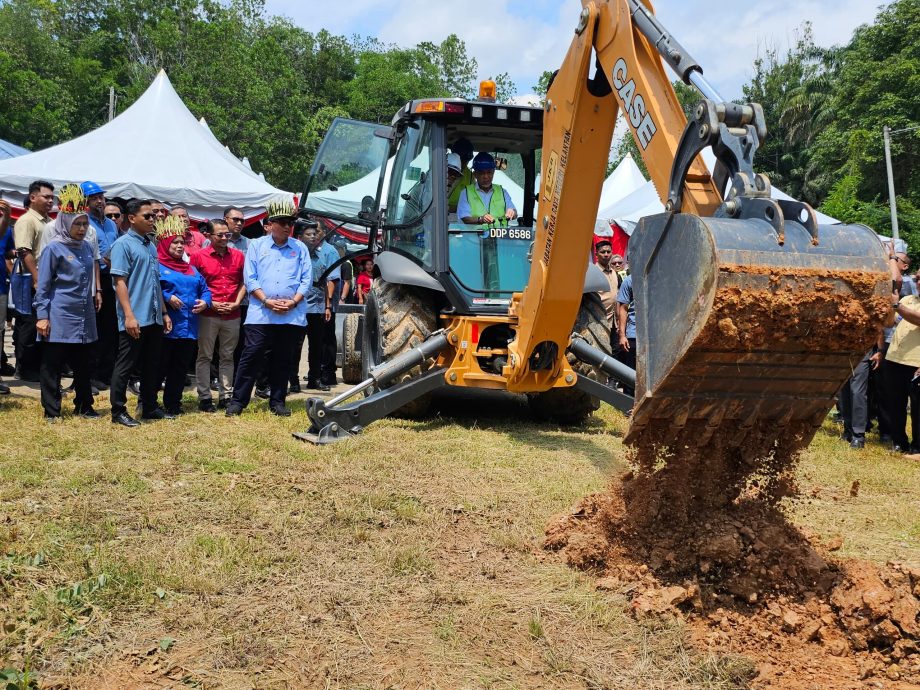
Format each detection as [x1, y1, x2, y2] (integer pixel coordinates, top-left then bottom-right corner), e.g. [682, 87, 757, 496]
[157, 218, 211, 415]
[34, 185, 101, 421]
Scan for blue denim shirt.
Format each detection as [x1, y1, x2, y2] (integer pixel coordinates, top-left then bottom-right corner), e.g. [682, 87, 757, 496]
[307, 241, 341, 314]
[615, 274, 636, 340]
[160, 266, 212, 340]
[34, 240, 98, 344]
[88, 213, 119, 271]
[243, 235, 312, 327]
[109, 230, 163, 331]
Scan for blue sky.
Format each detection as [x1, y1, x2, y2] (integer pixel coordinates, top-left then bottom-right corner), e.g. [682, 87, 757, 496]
[266, 0, 883, 101]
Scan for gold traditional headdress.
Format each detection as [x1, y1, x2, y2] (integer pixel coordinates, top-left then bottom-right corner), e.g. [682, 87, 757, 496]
[57, 184, 87, 214]
[265, 198, 296, 221]
[154, 214, 186, 239]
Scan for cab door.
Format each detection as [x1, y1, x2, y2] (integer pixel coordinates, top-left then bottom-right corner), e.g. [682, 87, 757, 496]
[299, 118, 393, 240]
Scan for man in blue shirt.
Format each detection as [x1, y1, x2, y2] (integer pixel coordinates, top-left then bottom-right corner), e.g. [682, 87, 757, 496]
[82, 181, 119, 388]
[109, 198, 173, 426]
[301, 222, 339, 391]
[615, 273, 636, 396]
[456, 153, 517, 225]
[226, 200, 311, 417]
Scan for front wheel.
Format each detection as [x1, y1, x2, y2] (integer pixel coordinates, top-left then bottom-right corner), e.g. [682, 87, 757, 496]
[362, 278, 438, 418]
[527, 293, 612, 424]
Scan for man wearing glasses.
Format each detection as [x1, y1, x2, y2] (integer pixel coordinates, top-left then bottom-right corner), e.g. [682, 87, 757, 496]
[82, 181, 120, 389]
[226, 200, 311, 417]
[190, 219, 246, 412]
[109, 198, 173, 426]
[222, 207, 250, 253]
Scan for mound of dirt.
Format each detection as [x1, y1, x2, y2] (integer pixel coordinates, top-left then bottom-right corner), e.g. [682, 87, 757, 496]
[544, 484, 920, 688]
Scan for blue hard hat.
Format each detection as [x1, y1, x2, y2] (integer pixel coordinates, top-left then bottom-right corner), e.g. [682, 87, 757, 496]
[472, 152, 495, 171]
[80, 181, 105, 197]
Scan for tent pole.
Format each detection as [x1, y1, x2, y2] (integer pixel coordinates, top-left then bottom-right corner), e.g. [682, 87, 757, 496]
[108, 87, 115, 122]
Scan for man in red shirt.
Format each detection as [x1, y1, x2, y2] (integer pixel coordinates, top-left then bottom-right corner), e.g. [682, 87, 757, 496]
[189, 219, 245, 411]
[171, 206, 206, 256]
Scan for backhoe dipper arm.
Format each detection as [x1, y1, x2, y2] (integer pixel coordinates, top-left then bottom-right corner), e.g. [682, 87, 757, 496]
[505, 0, 722, 390]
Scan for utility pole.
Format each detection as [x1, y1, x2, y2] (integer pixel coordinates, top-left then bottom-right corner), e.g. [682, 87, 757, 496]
[108, 87, 115, 122]
[884, 123, 920, 242]
[883, 125, 899, 241]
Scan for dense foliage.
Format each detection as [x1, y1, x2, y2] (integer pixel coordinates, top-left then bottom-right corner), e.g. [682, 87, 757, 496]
[0, 0, 491, 192]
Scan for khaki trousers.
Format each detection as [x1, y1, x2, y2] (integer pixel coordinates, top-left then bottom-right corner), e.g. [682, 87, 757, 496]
[196, 315, 240, 402]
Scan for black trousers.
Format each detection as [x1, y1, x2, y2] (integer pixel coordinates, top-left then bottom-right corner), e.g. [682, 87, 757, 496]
[616, 337, 637, 396]
[321, 315, 337, 384]
[159, 338, 196, 411]
[14, 311, 40, 377]
[881, 359, 920, 449]
[40, 342, 94, 418]
[289, 326, 307, 385]
[231, 324, 299, 409]
[111, 325, 163, 417]
[306, 314, 326, 384]
[233, 305, 248, 370]
[91, 280, 118, 384]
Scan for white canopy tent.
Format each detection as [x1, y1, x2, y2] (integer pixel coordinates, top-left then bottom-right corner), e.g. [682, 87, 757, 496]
[0, 70, 291, 218]
[597, 153, 646, 211]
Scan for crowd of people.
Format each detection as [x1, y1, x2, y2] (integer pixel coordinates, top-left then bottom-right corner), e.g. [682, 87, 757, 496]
[3, 176, 916, 446]
[0, 180, 373, 425]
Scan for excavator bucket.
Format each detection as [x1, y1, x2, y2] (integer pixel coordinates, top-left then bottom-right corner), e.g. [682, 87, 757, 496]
[623, 212, 891, 451]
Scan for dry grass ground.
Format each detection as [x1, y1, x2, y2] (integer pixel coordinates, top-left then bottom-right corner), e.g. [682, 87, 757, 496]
[1, 388, 918, 689]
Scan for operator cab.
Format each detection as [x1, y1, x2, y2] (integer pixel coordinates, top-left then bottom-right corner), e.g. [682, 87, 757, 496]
[299, 82, 543, 316]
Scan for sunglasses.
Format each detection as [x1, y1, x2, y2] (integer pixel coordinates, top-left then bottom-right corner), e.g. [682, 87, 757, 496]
[213, 232, 232, 238]
[141, 213, 156, 220]
[106, 212, 122, 219]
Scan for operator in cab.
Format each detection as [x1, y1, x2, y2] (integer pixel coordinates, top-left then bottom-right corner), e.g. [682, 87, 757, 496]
[457, 153, 517, 226]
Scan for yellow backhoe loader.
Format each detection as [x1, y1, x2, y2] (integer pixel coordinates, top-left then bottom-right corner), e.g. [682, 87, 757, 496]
[294, 0, 891, 463]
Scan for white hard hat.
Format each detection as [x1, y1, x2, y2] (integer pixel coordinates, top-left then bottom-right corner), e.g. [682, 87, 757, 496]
[447, 152, 462, 174]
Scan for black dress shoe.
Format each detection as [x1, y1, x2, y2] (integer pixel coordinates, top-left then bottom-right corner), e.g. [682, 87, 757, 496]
[164, 406, 183, 416]
[0, 363, 15, 376]
[255, 386, 270, 399]
[321, 377, 338, 386]
[77, 406, 101, 419]
[142, 407, 175, 421]
[112, 411, 140, 427]
[288, 382, 302, 394]
[210, 377, 219, 391]
[199, 400, 217, 413]
[128, 380, 141, 396]
[0, 382, 10, 395]
[880, 434, 893, 444]
[306, 381, 330, 391]
[225, 404, 243, 417]
[217, 399, 228, 409]
[850, 436, 866, 450]
[840, 431, 853, 443]
[893, 444, 909, 453]
[270, 405, 292, 417]
[90, 378, 110, 391]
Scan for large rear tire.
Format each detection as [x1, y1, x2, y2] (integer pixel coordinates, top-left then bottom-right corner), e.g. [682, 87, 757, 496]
[362, 278, 438, 418]
[528, 293, 612, 424]
[341, 312, 363, 385]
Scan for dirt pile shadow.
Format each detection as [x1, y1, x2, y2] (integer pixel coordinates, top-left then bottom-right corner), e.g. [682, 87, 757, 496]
[544, 423, 920, 687]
